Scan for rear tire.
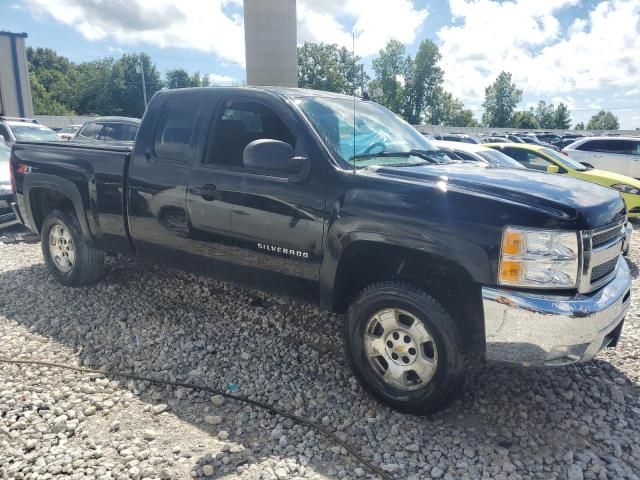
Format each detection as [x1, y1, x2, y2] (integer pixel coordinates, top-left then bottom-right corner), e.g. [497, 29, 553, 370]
[41, 209, 104, 286]
[345, 281, 469, 415]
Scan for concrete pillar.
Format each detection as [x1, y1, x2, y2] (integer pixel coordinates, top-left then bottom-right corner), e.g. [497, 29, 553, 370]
[0, 31, 34, 117]
[243, 0, 297, 87]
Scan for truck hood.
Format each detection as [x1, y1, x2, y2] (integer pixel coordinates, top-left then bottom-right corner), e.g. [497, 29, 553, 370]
[365, 163, 625, 228]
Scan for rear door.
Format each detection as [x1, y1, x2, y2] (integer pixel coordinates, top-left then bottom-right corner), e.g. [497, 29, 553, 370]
[186, 92, 327, 296]
[576, 139, 631, 175]
[127, 91, 208, 265]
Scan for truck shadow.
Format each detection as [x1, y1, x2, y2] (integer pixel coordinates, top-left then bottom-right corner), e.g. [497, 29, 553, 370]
[1, 256, 640, 479]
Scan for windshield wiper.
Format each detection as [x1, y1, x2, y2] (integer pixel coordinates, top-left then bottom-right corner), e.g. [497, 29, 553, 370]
[351, 149, 450, 164]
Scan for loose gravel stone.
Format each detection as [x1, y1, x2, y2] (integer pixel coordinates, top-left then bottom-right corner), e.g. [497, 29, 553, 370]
[1, 227, 640, 480]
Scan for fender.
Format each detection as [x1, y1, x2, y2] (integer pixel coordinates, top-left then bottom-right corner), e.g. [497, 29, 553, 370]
[319, 228, 492, 312]
[23, 173, 95, 244]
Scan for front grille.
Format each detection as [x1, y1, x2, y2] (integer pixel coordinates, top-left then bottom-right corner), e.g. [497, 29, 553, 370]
[579, 218, 626, 293]
[591, 257, 618, 283]
[592, 225, 623, 248]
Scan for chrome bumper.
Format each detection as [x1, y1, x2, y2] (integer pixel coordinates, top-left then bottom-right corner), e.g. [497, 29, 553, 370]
[483, 256, 631, 367]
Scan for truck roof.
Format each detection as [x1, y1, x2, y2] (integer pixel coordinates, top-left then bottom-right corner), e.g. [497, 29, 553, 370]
[157, 86, 362, 102]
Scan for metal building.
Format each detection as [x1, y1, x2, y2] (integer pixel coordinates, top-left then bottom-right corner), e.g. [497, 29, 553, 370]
[243, 0, 297, 87]
[0, 31, 34, 118]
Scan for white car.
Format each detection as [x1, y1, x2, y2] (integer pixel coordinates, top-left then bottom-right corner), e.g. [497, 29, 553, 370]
[433, 140, 525, 169]
[563, 136, 640, 178]
[0, 117, 61, 148]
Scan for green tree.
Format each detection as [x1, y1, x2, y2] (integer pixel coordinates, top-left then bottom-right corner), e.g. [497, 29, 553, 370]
[534, 101, 555, 129]
[27, 47, 77, 114]
[166, 69, 211, 89]
[429, 88, 478, 126]
[481, 72, 522, 128]
[369, 40, 411, 115]
[110, 53, 163, 117]
[29, 72, 74, 115]
[553, 103, 571, 129]
[511, 109, 539, 129]
[403, 40, 443, 124]
[586, 110, 620, 130]
[574, 122, 585, 130]
[297, 42, 364, 95]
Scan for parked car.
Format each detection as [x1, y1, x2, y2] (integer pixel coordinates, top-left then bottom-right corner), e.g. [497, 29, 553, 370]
[563, 136, 640, 179]
[515, 134, 560, 151]
[57, 125, 82, 141]
[486, 142, 640, 223]
[76, 117, 140, 143]
[0, 143, 17, 228]
[532, 132, 562, 144]
[480, 136, 509, 143]
[0, 117, 60, 148]
[10, 87, 631, 414]
[433, 140, 525, 169]
[430, 133, 481, 144]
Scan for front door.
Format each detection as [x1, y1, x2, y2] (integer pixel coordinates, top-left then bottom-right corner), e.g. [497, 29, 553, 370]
[186, 94, 327, 297]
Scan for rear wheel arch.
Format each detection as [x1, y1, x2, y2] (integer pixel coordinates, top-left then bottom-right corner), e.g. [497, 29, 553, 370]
[24, 175, 93, 243]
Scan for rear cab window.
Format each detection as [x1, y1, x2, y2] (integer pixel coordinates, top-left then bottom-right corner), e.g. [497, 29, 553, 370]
[153, 97, 200, 162]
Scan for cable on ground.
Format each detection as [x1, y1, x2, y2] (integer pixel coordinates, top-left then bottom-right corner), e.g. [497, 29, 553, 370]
[0, 357, 393, 480]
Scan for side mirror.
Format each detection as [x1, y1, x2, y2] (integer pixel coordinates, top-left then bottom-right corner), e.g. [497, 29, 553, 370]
[0, 135, 5, 144]
[546, 164, 560, 174]
[243, 139, 310, 183]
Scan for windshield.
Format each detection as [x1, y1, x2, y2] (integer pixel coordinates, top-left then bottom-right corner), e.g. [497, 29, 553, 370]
[540, 147, 588, 171]
[477, 150, 525, 169]
[297, 96, 446, 168]
[0, 144, 8, 159]
[12, 125, 60, 142]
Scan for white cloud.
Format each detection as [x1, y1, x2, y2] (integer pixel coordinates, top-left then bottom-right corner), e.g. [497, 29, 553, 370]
[23, 0, 428, 65]
[207, 73, 235, 84]
[438, 0, 640, 107]
[23, 0, 246, 64]
[298, 0, 428, 56]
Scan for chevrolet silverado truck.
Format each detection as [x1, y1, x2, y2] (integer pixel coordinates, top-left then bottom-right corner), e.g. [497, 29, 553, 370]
[9, 87, 632, 414]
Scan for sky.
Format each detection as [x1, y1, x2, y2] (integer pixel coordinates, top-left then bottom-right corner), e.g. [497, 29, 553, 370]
[2, 0, 640, 128]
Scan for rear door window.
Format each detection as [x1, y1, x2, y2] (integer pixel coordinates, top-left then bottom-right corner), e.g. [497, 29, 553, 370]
[578, 139, 632, 154]
[153, 97, 200, 162]
[79, 122, 103, 139]
[100, 123, 127, 141]
[122, 124, 138, 141]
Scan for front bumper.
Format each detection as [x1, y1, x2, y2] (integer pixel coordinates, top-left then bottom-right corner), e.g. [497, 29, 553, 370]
[483, 256, 631, 367]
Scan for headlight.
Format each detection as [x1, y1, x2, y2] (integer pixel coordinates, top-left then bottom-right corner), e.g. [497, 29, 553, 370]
[611, 184, 640, 195]
[499, 227, 579, 288]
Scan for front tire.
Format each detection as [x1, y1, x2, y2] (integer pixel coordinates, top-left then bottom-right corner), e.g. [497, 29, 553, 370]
[345, 281, 469, 415]
[41, 209, 104, 286]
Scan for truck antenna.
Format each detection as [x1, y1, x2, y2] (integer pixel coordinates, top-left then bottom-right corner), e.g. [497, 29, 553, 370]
[352, 30, 356, 174]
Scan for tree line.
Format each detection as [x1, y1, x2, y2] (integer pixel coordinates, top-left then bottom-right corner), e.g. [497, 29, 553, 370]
[28, 42, 621, 130]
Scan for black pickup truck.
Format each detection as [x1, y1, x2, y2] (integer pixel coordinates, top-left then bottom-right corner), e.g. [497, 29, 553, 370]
[10, 87, 632, 414]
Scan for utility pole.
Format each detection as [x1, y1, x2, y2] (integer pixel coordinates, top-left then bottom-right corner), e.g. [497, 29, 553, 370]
[135, 62, 148, 109]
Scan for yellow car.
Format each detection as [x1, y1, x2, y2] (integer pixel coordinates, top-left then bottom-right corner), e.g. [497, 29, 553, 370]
[484, 143, 640, 219]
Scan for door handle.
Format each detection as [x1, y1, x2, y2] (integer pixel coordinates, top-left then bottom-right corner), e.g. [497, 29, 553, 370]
[593, 154, 603, 158]
[190, 184, 218, 201]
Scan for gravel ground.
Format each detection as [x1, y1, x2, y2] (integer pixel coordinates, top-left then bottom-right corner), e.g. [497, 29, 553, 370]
[1, 226, 640, 480]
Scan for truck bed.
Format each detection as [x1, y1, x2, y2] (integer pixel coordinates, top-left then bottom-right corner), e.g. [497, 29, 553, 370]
[11, 140, 134, 254]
